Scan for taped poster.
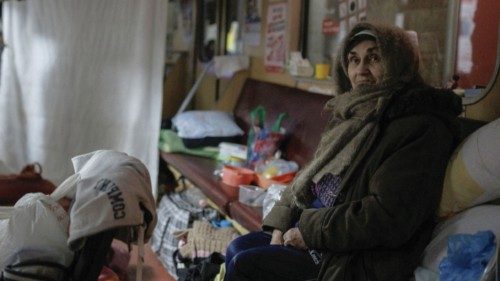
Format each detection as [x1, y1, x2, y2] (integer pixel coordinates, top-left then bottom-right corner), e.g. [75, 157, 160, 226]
[264, 2, 287, 73]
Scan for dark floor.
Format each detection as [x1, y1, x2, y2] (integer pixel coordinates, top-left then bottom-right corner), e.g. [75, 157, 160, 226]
[127, 244, 175, 281]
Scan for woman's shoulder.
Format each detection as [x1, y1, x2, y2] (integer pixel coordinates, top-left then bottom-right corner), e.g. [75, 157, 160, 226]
[385, 114, 450, 134]
[381, 85, 462, 139]
[380, 114, 459, 155]
[384, 86, 462, 121]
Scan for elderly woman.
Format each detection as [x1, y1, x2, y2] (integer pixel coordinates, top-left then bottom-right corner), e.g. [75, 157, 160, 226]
[224, 22, 462, 281]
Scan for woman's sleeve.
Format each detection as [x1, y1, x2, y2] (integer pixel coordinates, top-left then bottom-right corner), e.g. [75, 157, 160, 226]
[298, 116, 455, 252]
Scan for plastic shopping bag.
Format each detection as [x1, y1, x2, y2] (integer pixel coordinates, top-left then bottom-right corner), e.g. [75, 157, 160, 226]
[246, 106, 288, 168]
[262, 184, 287, 219]
[438, 230, 496, 281]
[0, 193, 74, 279]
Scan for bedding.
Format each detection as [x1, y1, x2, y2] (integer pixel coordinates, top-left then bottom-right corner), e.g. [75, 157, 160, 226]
[439, 118, 500, 218]
[172, 111, 244, 148]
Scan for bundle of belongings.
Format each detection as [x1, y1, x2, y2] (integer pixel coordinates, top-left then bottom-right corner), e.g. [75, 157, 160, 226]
[150, 186, 239, 280]
[0, 162, 56, 205]
[0, 150, 157, 281]
[174, 220, 238, 281]
[171, 110, 244, 149]
[158, 110, 244, 160]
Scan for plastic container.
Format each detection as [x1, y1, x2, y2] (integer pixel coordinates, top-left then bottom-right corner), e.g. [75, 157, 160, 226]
[221, 165, 255, 187]
[256, 172, 295, 189]
[239, 185, 266, 207]
[315, 63, 331, 79]
[255, 159, 299, 179]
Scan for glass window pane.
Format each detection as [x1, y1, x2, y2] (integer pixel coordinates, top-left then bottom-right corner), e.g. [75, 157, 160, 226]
[304, 0, 499, 99]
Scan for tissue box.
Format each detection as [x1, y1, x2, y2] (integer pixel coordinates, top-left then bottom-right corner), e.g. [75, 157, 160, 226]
[239, 185, 266, 207]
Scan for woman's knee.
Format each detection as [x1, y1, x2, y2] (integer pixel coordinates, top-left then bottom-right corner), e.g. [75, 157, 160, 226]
[225, 238, 240, 263]
[226, 232, 269, 262]
[225, 251, 255, 281]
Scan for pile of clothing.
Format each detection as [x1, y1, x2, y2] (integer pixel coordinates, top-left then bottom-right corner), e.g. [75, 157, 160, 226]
[0, 150, 157, 281]
[151, 186, 239, 280]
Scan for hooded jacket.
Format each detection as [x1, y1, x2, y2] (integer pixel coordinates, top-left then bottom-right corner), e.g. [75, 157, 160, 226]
[262, 22, 462, 281]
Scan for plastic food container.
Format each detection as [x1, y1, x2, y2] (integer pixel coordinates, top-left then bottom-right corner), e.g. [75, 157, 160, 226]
[256, 172, 295, 189]
[239, 184, 266, 207]
[221, 165, 255, 187]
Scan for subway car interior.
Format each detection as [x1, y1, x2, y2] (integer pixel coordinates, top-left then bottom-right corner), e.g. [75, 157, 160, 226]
[0, 0, 499, 280]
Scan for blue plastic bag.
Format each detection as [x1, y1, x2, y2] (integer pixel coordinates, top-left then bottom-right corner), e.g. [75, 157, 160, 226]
[439, 230, 496, 281]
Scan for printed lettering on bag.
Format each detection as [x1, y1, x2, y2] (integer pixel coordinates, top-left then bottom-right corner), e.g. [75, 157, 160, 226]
[94, 178, 126, 219]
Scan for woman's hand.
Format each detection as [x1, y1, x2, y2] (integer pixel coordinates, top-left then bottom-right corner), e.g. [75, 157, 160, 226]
[283, 228, 307, 250]
[270, 229, 284, 245]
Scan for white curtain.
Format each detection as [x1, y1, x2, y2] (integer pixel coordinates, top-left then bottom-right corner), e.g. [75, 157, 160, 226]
[0, 0, 167, 197]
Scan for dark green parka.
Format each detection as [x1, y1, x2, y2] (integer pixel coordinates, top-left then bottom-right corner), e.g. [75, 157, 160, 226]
[263, 22, 462, 281]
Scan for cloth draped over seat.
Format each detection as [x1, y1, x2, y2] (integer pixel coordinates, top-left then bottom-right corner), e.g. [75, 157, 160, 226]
[0, 0, 168, 197]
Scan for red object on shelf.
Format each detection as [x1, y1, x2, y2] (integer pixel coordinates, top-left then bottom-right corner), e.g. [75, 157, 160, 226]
[222, 165, 255, 187]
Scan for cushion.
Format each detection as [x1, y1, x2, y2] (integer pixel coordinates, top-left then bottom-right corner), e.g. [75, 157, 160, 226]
[438, 118, 500, 218]
[420, 205, 500, 273]
[172, 111, 244, 148]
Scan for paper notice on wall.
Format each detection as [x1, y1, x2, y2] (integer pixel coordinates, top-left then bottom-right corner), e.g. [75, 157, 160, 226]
[243, 0, 262, 46]
[264, 2, 287, 73]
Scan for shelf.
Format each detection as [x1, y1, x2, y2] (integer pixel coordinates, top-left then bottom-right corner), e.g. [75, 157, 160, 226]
[292, 76, 335, 85]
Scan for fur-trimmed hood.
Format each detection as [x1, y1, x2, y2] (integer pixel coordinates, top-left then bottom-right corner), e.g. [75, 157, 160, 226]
[331, 22, 462, 137]
[333, 22, 423, 95]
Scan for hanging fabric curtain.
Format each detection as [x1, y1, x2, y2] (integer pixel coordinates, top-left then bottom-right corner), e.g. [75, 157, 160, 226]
[0, 0, 167, 197]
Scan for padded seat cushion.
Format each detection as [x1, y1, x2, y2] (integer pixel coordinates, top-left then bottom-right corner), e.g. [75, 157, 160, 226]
[439, 118, 500, 218]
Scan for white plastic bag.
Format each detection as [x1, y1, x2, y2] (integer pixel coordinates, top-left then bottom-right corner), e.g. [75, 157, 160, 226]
[0, 216, 8, 244]
[0, 193, 74, 271]
[262, 184, 287, 219]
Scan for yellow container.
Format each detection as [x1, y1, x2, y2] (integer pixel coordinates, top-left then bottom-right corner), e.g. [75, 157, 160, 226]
[315, 63, 331, 80]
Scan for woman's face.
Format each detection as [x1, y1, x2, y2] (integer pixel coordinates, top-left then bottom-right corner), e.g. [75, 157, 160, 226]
[347, 40, 384, 90]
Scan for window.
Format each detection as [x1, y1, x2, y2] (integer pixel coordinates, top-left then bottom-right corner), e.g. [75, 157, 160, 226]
[301, 0, 499, 104]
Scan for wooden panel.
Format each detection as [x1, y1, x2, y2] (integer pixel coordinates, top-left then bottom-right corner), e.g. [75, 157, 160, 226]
[233, 78, 331, 167]
[162, 53, 188, 118]
[229, 201, 263, 231]
[214, 70, 250, 112]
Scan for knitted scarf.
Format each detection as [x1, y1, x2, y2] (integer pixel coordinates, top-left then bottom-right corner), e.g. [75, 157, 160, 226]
[289, 22, 425, 208]
[291, 81, 404, 208]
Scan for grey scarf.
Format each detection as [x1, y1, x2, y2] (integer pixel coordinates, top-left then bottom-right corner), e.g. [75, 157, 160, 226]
[291, 82, 404, 208]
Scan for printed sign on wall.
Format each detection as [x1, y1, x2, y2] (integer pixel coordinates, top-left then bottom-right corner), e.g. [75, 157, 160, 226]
[264, 2, 287, 73]
[243, 0, 262, 46]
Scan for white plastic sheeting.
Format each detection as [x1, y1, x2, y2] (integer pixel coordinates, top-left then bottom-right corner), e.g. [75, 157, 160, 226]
[0, 0, 168, 197]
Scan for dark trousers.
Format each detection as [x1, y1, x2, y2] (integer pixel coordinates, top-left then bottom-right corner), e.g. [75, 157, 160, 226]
[224, 231, 320, 281]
